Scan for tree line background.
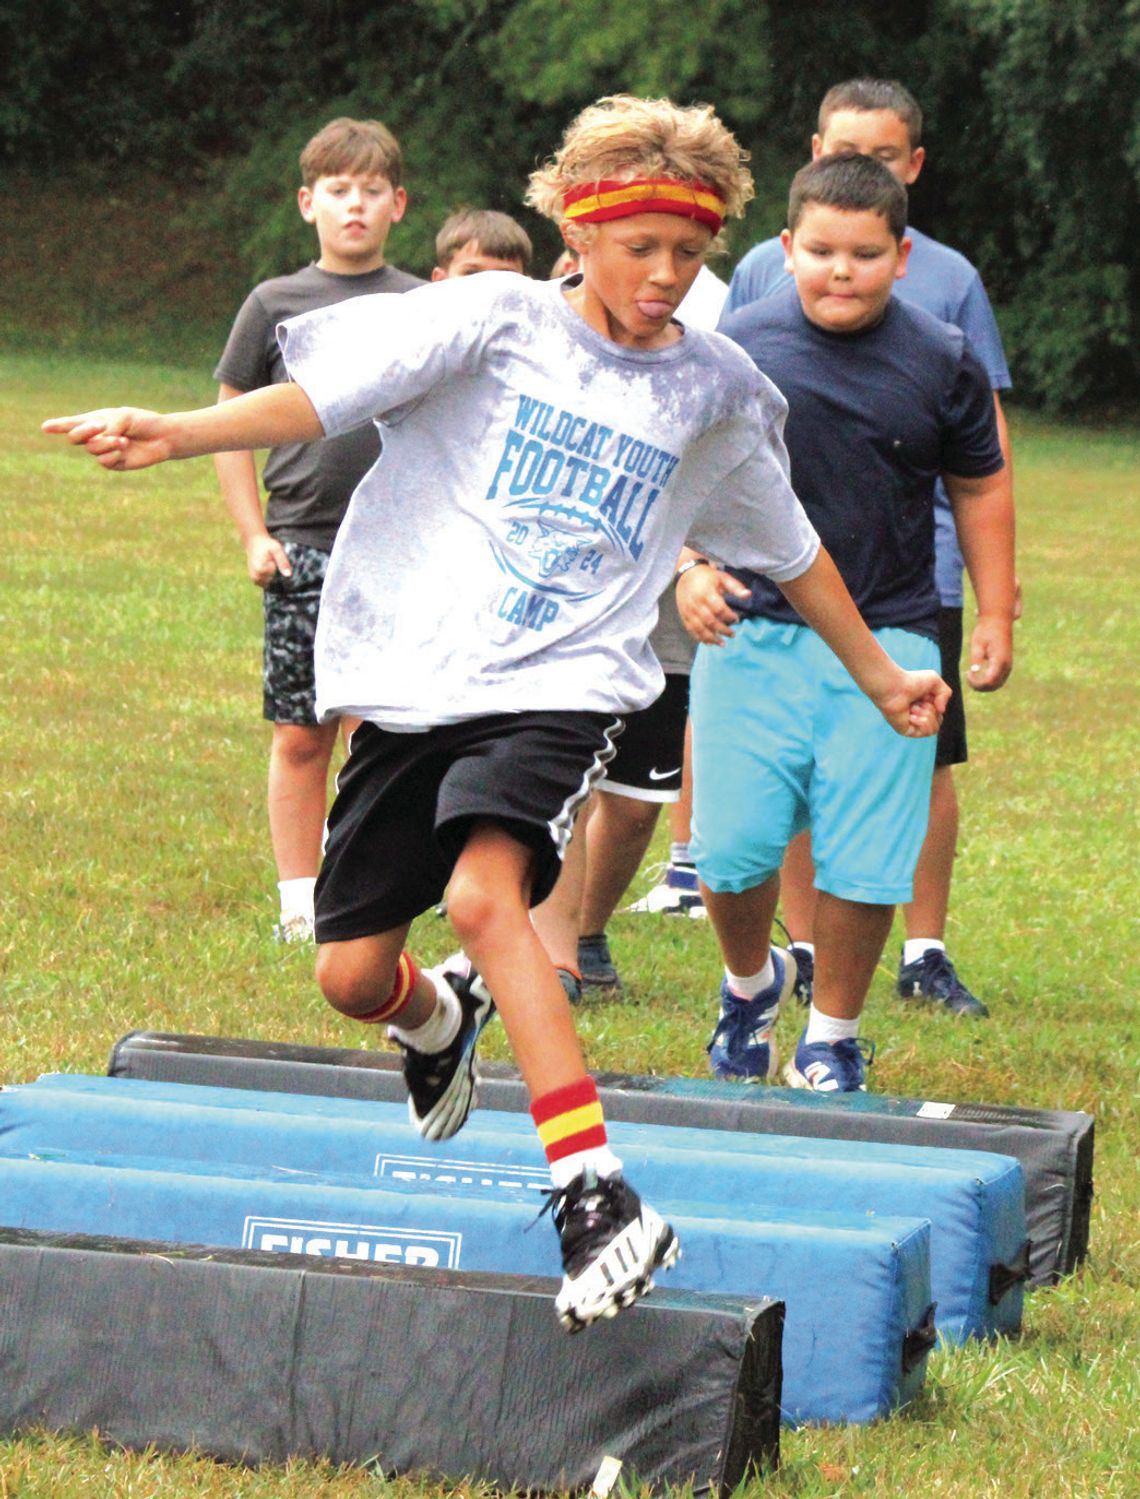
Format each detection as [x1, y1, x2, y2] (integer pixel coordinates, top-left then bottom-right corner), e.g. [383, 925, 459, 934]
[3, 0, 1137, 412]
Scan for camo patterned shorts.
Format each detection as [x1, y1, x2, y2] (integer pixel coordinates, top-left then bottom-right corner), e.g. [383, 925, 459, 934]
[262, 541, 330, 725]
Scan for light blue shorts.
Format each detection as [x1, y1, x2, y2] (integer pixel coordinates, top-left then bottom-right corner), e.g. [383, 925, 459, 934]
[690, 619, 939, 905]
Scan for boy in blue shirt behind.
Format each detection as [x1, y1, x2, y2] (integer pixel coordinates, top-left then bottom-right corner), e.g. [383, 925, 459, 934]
[680, 152, 1015, 1092]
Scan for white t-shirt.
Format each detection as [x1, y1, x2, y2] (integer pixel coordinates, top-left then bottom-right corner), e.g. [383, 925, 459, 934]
[653, 263, 733, 673]
[279, 272, 818, 729]
[678, 264, 730, 329]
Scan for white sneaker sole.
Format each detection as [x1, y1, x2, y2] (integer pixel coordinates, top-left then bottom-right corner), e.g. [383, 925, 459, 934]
[554, 1209, 681, 1332]
[625, 890, 707, 919]
[782, 1058, 866, 1093]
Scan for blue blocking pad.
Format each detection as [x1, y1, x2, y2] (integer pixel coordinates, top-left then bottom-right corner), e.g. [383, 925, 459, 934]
[106, 1031, 1094, 1288]
[0, 1144, 930, 1427]
[2, 1073, 1026, 1340]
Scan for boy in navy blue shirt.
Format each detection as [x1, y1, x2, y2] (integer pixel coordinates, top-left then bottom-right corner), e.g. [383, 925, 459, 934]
[726, 78, 1015, 1017]
[678, 153, 1014, 1092]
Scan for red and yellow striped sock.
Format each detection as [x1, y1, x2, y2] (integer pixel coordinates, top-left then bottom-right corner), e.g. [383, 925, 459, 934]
[351, 951, 418, 1025]
[531, 1077, 621, 1185]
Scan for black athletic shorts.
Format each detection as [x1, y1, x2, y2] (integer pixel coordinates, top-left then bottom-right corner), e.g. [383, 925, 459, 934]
[936, 606, 968, 769]
[314, 709, 622, 942]
[601, 672, 689, 801]
[262, 541, 329, 725]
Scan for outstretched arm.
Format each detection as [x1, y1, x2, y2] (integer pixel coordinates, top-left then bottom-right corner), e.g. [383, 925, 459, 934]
[42, 382, 323, 472]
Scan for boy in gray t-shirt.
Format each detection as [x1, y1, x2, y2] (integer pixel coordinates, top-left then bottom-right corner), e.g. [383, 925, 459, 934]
[45, 95, 947, 1332]
[214, 117, 422, 944]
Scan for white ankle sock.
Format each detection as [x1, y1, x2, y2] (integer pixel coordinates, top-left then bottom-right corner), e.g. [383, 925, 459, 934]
[790, 940, 815, 957]
[805, 1005, 860, 1045]
[389, 969, 461, 1052]
[277, 876, 316, 922]
[669, 842, 693, 867]
[904, 938, 945, 966]
[725, 956, 775, 1001]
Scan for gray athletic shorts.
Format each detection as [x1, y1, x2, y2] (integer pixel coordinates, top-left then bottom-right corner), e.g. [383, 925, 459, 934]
[262, 541, 329, 725]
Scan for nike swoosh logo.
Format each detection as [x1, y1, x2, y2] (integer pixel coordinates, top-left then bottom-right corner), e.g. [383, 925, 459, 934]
[648, 767, 680, 781]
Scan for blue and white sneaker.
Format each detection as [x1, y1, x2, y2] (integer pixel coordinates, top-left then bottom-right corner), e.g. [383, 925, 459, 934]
[707, 948, 797, 1081]
[784, 1031, 876, 1093]
[625, 863, 707, 919]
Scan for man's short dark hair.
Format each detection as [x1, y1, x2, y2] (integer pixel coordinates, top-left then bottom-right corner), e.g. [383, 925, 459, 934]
[788, 153, 908, 240]
[435, 209, 533, 271]
[818, 79, 923, 149]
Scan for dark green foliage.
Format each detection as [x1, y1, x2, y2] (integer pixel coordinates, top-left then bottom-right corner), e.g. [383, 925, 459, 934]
[3, 0, 1137, 408]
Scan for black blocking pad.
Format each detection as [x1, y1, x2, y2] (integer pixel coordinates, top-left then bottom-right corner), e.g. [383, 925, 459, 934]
[0, 1227, 782, 1493]
[109, 1030, 1094, 1288]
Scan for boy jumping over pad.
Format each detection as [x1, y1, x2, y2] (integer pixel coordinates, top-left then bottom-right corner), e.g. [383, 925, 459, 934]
[43, 95, 947, 1329]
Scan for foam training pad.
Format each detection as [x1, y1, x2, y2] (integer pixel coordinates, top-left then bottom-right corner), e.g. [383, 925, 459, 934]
[0, 1227, 782, 1492]
[108, 1030, 1093, 1287]
[0, 1145, 933, 1426]
[4, 1072, 1027, 1341]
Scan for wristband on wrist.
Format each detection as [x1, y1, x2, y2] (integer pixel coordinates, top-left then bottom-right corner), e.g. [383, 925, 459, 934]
[674, 557, 711, 587]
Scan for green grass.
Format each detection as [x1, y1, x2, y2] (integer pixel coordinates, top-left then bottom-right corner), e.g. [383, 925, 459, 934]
[2, 352, 1138, 1496]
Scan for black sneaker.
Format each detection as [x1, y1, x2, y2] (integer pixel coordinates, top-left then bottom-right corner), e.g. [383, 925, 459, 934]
[897, 948, 990, 1018]
[546, 1170, 680, 1332]
[392, 959, 495, 1140]
[789, 944, 814, 1006]
[577, 932, 621, 990]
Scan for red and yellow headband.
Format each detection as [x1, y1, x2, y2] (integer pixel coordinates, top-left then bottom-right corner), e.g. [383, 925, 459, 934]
[563, 177, 726, 234]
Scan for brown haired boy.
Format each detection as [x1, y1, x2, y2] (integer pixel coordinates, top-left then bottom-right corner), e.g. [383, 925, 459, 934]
[214, 117, 422, 944]
[432, 208, 533, 278]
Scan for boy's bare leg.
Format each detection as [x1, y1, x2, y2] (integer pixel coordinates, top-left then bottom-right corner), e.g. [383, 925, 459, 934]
[700, 874, 781, 974]
[449, 818, 678, 1327]
[268, 720, 340, 879]
[897, 765, 986, 1015]
[778, 829, 818, 940]
[811, 892, 894, 1020]
[669, 719, 694, 847]
[580, 791, 661, 934]
[448, 821, 587, 1097]
[903, 764, 957, 939]
[529, 807, 588, 974]
[315, 924, 435, 1023]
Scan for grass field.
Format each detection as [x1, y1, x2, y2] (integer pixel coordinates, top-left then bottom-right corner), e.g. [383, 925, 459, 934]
[1, 350, 1138, 1497]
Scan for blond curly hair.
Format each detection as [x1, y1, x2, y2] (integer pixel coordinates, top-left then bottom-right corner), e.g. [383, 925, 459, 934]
[526, 95, 754, 251]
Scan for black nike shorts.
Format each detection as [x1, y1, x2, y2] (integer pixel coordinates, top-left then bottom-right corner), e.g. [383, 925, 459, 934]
[601, 672, 689, 801]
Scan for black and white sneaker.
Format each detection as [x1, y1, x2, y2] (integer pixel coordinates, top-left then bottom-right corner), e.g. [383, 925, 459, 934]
[545, 1170, 680, 1332]
[392, 959, 495, 1141]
